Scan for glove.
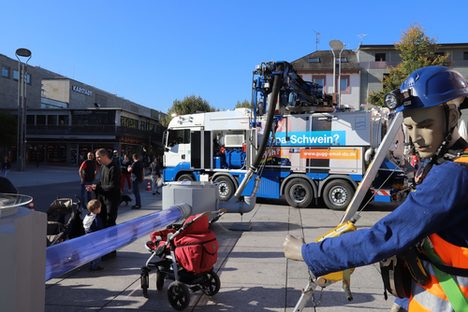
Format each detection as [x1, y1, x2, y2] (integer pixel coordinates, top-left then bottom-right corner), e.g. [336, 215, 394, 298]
[283, 234, 304, 261]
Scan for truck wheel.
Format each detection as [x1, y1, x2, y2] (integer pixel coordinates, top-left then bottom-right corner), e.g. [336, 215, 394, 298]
[177, 174, 194, 182]
[284, 178, 314, 208]
[322, 180, 354, 211]
[213, 176, 234, 201]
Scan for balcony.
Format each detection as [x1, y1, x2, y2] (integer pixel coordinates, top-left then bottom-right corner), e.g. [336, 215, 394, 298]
[360, 61, 399, 70]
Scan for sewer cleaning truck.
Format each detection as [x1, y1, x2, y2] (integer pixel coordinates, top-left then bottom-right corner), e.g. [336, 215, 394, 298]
[162, 62, 405, 210]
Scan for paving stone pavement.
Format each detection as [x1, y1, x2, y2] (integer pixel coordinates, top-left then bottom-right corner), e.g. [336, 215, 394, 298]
[9, 165, 395, 311]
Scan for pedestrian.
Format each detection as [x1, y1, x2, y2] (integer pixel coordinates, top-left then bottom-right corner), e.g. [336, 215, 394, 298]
[79, 152, 97, 207]
[1, 155, 11, 177]
[149, 157, 161, 195]
[82, 199, 104, 271]
[128, 153, 143, 209]
[283, 66, 468, 312]
[87, 148, 121, 258]
[120, 154, 132, 193]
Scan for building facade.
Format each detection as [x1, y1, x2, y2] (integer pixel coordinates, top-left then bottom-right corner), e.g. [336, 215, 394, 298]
[292, 43, 468, 111]
[0, 53, 165, 166]
[292, 50, 361, 110]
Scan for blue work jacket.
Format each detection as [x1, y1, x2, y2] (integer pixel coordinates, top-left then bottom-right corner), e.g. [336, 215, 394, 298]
[302, 161, 468, 277]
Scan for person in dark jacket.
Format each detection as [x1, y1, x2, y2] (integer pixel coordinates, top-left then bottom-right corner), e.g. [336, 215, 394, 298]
[128, 153, 143, 209]
[87, 148, 121, 228]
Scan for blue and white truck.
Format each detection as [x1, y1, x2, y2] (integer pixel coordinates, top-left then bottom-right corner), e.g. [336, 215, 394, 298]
[163, 62, 405, 210]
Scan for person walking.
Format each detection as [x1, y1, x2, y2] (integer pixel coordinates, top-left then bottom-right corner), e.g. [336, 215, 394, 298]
[79, 152, 97, 207]
[82, 199, 104, 271]
[283, 66, 468, 312]
[120, 154, 132, 193]
[149, 157, 161, 195]
[1, 155, 11, 177]
[128, 153, 143, 209]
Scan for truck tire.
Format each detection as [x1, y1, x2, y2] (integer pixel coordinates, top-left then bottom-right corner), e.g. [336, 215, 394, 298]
[284, 178, 314, 208]
[322, 180, 354, 211]
[177, 174, 194, 182]
[213, 175, 234, 201]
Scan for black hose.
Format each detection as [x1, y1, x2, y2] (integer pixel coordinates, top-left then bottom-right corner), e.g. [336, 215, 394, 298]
[234, 66, 283, 199]
[252, 69, 282, 168]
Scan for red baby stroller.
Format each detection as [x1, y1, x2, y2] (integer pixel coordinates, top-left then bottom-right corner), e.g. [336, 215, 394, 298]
[140, 210, 223, 310]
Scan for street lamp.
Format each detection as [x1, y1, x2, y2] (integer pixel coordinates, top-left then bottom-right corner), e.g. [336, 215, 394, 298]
[15, 48, 32, 171]
[329, 40, 344, 108]
[337, 43, 346, 109]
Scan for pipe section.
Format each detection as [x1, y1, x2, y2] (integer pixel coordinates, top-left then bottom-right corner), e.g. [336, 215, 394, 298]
[45, 204, 191, 281]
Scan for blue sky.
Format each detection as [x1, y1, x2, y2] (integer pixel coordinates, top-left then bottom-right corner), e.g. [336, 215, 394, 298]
[1, 1, 467, 113]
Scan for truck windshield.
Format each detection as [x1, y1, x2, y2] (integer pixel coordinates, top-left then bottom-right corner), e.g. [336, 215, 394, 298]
[167, 129, 190, 147]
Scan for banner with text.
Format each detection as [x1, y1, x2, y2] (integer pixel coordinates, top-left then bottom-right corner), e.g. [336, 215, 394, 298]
[273, 131, 346, 147]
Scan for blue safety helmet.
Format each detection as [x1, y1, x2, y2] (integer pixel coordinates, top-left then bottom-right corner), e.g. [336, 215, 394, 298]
[385, 66, 468, 112]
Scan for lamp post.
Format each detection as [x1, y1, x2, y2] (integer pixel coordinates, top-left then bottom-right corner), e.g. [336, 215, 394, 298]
[329, 40, 344, 108]
[337, 43, 346, 109]
[15, 48, 32, 171]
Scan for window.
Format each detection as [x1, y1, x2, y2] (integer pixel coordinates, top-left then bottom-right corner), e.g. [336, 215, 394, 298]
[48, 115, 57, 126]
[463, 51, 468, 60]
[308, 57, 320, 63]
[36, 115, 46, 125]
[375, 53, 386, 62]
[339, 76, 350, 94]
[339, 57, 348, 63]
[1, 66, 9, 78]
[312, 75, 326, 88]
[167, 129, 190, 147]
[59, 115, 69, 126]
[27, 115, 35, 125]
[12, 70, 31, 83]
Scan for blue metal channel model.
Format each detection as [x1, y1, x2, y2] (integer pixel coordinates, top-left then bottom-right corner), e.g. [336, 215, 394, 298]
[45, 205, 188, 281]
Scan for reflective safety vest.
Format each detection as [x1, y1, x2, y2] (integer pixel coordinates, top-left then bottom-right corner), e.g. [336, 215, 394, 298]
[409, 234, 468, 312]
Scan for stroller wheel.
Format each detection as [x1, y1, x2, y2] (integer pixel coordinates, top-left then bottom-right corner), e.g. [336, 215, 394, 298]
[167, 281, 190, 311]
[156, 271, 165, 291]
[201, 270, 221, 296]
[140, 268, 150, 298]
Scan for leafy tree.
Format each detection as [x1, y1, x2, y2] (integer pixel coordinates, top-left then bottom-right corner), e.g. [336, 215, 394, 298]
[162, 95, 215, 126]
[368, 25, 449, 107]
[235, 100, 252, 109]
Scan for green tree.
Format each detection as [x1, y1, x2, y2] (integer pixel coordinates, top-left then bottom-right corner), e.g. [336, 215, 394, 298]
[235, 100, 252, 109]
[368, 25, 449, 107]
[162, 95, 215, 126]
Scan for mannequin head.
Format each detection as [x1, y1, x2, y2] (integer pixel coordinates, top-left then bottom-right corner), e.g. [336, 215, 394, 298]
[403, 104, 460, 159]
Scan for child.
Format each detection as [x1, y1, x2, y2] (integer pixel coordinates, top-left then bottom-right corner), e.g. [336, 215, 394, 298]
[83, 199, 104, 271]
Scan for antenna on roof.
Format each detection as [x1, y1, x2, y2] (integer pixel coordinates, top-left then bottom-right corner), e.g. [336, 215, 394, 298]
[312, 30, 321, 51]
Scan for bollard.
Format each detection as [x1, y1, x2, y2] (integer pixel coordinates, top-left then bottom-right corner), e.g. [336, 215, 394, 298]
[45, 204, 191, 281]
[0, 194, 45, 312]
